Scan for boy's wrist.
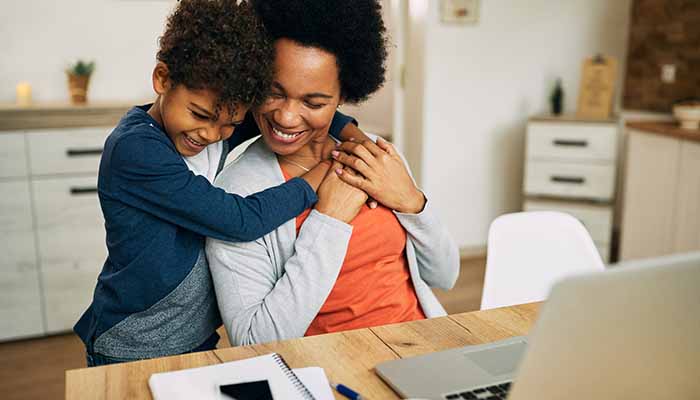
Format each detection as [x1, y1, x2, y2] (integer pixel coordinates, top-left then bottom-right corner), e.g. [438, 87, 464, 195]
[339, 122, 368, 142]
[300, 160, 332, 192]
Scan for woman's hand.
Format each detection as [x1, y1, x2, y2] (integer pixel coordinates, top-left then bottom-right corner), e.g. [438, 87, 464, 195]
[314, 162, 368, 223]
[332, 138, 426, 214]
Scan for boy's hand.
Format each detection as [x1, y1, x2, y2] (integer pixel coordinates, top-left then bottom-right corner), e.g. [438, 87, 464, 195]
[338, 121, 369, 143]
[315, 162, 368, 223]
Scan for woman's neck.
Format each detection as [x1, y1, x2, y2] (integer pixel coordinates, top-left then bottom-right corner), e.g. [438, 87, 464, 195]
[278, 136, 336, 177]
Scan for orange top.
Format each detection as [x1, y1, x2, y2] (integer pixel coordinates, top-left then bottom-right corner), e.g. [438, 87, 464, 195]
[280, 166, 426, 336]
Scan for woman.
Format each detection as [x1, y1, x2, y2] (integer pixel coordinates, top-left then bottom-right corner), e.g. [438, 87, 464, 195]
[206, 0, 459, 346]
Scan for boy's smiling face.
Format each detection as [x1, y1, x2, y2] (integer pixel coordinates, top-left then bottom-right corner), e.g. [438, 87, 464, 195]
[148, 62, 249, 157]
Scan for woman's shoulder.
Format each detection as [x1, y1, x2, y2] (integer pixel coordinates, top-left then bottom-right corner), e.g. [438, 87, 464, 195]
[214, 138, 282, 196]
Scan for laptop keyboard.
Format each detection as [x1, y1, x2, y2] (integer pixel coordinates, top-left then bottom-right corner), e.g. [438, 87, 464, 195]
[444, 382, 512, 399]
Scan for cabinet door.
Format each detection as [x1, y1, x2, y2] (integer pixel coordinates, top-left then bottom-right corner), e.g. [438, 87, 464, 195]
[619, 131, 679, 260]
[673, 140, 700, 252]
[0, 132, 28, 179]
[0, 180, 44, 340]
[32, 176, 106, 333]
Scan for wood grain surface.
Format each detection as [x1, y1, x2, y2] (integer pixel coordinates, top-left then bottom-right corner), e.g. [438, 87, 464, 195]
[65, 303, 541, 400]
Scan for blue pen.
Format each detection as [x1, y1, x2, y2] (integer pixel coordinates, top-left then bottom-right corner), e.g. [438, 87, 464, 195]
[330, 381, 363, 400]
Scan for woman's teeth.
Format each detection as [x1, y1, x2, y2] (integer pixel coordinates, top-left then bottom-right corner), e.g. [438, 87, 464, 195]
[272, 127, 302, 140]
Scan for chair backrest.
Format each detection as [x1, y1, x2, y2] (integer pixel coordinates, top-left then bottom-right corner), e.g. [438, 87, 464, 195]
[480, 211, 605, 310]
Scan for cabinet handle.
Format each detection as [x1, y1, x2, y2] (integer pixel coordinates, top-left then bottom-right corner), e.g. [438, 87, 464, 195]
[552, 139, 588, 147]
[66, 148, 103, 157]
[70, 187, 98, 195]
[550, 176, 585, 184]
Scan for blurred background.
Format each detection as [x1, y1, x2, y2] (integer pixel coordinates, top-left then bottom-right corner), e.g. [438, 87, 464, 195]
[1, 1, 698, 399]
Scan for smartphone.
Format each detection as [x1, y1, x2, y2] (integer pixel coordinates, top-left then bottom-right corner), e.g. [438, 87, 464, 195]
[219, 379, 274, 400]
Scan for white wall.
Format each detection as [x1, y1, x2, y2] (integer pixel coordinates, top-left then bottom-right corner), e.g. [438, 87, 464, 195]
[412, 0, 632, 249]
[0, 0, 175, 103]
[339, 0, 395, 139]
[2, 0, 634, 251]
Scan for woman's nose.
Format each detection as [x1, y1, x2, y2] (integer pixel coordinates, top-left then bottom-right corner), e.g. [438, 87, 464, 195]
[275, 100, 302, 128]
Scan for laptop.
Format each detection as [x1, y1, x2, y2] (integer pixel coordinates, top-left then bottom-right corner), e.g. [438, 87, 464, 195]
[375, 251, 700, 400]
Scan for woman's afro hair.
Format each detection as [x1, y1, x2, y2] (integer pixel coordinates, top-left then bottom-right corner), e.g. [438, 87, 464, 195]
[157, 0, 274, 116]
[252, 0, 388, 104]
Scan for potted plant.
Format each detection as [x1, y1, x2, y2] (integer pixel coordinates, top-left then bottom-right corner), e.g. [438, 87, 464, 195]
[66, 60, 95, 104]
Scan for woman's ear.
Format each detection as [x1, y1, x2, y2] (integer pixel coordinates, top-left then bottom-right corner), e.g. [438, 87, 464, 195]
[152, 62, 171, 95]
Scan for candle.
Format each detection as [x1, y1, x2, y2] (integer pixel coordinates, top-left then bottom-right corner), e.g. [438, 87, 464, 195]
[16, 82, 32, 106]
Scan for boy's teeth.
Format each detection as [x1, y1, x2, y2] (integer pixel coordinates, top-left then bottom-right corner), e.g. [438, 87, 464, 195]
[187, 135, 203, 146]
[273, 127, 300, 139]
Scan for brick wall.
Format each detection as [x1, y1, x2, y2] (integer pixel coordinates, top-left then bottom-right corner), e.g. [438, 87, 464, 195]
[623, 0, 700, 112]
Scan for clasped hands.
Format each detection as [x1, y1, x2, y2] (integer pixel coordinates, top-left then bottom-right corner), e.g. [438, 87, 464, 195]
[314, 137, 426, 224]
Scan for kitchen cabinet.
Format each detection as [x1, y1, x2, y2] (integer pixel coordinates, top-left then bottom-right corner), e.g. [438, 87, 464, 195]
[620, 122, 700, 260]
[0, 123, 111, 340]
[33, 175, 105, 333]
[522, 115, 619, 263]
[0, 132, 29, 178]
[0, 180, 44, 340]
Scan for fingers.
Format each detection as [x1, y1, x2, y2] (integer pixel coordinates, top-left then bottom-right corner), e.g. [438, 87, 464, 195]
[335, 165, 368, 192]
[376, 137, 398, 156]
[349, 137, 386, 157]
[367, 197, 378, 209]
[335, 140, 380, 168]
[331, 149, 372, 178]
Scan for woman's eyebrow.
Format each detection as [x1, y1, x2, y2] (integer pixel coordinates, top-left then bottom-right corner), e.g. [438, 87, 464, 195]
[304, 92, 334, 99]
[272, 81, 333, 99]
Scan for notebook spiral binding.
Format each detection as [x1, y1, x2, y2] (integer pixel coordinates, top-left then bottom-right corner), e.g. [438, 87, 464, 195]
[271, 353, 317, 400]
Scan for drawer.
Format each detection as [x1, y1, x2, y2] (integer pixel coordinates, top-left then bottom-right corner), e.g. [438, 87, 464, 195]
[27, 127, 111, 176]
[523, 199, 613, 244]
[0, 181, 44, 340]
[0, 132, 28, 179]
[32, 176, 105, 333]
[526, 122, 617, 162]
[524, 160, 615, 201]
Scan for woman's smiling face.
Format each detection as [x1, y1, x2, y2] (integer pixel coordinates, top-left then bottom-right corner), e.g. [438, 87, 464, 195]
[254, 38, 342, 156]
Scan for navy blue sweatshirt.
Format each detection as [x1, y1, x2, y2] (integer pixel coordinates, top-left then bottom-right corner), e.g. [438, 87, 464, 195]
[74, 105, 352, 356]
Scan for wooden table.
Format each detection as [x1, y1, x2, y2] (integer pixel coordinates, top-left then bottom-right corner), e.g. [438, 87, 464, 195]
[65, 303, 540, 399]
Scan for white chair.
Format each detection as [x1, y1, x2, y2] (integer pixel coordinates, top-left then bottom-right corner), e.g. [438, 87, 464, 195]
[480, 211, 605, 310]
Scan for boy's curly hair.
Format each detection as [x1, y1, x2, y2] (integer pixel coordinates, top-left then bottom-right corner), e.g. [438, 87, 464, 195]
[251, 0, 388, 104]
[157, 0, 273, 117]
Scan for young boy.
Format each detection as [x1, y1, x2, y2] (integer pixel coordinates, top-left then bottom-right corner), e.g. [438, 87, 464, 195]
[74, 0, 360, 366]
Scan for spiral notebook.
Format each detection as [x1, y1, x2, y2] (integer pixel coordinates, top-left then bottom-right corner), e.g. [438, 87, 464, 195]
[148, 353, 333, 400]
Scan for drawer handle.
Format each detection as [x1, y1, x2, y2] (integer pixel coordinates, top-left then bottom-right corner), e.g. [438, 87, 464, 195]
[550, 176, 585, 184]
[552, 139, 588, 147]
[66, 148, 103, 157]
[70, 187, 98, 195]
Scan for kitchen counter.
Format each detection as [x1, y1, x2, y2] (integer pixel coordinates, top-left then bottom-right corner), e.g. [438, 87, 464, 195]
[530, 113, 618, 124]
[626, 121, 700, 143]
[0, 101, 147, 131]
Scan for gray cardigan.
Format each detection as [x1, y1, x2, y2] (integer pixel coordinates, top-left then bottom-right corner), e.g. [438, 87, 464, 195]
[206, 137, 459, 346]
